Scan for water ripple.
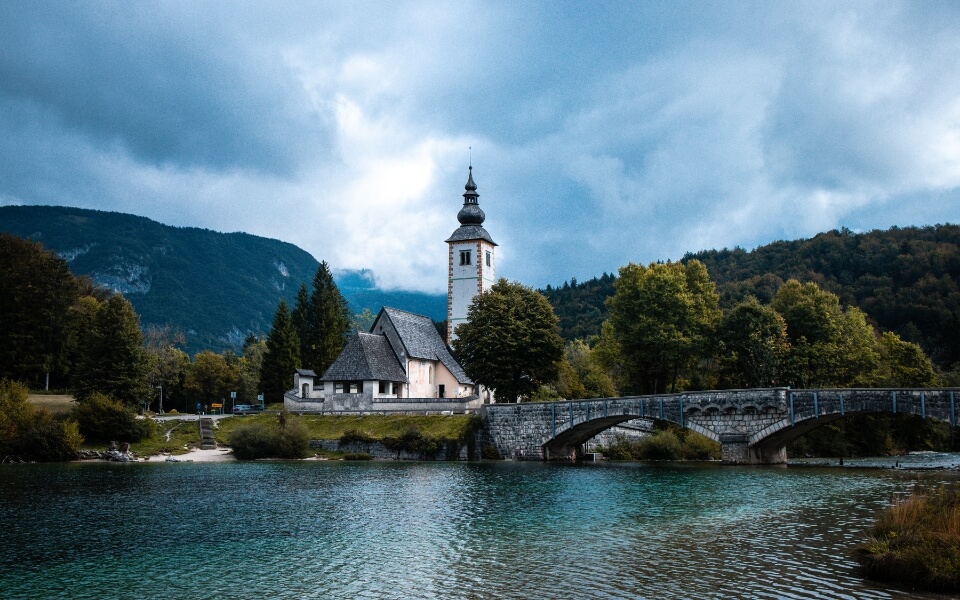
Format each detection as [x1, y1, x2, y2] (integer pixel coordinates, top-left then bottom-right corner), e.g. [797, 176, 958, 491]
[2, 461, 959, 599]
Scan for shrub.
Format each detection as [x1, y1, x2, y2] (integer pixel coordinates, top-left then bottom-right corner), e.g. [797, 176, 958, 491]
[639, 430, 682, 460]
[339, 428, 376, 446]
[600, 434, 638, 460]
[1, 378, 83, 461]
[16, 413, 84, 461]
[229, 423, 278, 460]
[276, 419, 310, 459]
[854, 486, 960, 592]
[681, 431, 721, 460]
[342, 452, 373, 460]
[72, 392, 155, 442]
[382, 428, 444, 456]
[229, 417, 310, 460]
[480, 444, 502, 460]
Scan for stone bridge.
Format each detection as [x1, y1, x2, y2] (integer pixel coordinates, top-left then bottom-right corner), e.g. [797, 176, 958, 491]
[479, 388, 960, 464]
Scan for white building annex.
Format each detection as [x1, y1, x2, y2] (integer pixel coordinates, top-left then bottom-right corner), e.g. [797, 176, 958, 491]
[286, 307, 481, 412]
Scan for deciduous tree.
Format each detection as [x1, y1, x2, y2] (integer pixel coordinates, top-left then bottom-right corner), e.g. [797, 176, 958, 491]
[74, 294, 151, 407]
[606, 260, 720, 393]
[453, 279, 564, 402]
[717, 297, 789, 388]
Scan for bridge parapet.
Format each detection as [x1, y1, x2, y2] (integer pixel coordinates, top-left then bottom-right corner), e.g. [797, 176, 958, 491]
[480, 388, 960, 464]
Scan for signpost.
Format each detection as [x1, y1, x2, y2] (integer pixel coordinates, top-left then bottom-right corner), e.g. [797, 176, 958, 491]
[230, 391, 237, 414]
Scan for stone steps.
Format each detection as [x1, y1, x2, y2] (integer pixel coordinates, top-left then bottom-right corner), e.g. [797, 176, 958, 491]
[199, 417, 216, 450]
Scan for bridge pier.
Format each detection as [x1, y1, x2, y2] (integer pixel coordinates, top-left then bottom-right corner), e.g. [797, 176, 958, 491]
[720, 434, 786, 465]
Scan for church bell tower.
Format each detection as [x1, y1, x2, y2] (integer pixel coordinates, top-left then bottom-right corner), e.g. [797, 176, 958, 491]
[446, 166, 497, 344]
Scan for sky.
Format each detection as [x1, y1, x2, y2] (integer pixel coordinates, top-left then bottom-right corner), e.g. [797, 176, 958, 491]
[2, 1, 960, 294]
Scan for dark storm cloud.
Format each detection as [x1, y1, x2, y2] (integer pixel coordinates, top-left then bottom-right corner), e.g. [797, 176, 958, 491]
[0, 2, 329, 175]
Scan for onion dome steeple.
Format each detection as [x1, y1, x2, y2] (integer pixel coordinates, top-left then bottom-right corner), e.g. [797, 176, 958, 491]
[446, 166, 497, 245]
[457, 166, 485, 225]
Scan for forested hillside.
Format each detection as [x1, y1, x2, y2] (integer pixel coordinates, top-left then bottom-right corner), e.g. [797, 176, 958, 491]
[0, 206, 446, 352]
[686, 225, 960, 367]
[542, 225, 960, 369]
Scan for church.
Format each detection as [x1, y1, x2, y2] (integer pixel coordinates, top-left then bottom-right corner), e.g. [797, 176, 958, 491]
[285, 167, 496, 412]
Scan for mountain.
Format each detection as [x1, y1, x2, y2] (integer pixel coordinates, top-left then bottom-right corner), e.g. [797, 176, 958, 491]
[0, 206, 446, 353]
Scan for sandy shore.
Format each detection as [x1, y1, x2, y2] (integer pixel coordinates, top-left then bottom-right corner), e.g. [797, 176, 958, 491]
[144, 447, 236, 462]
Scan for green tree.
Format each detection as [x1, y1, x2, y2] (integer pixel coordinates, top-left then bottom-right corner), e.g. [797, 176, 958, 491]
[236, 336, 267, 404]
[0, 234, 81, 388]
[291, 283, 310, 363]
[878, 331, 939, 387]
[0, 378, 83, 461]
[564, 339, 617, 398]
[352, 308, 376, 332]
[74, 294, 151, 407]
[185, 351, 238, 408]
[144, 324, 189, 413]
[301, 262, 350, 374]
[717, 297, 789, 388]
[453, 279, 564, 402]
[606, 260, 720, 393]
[259, 299, 301, 403]
[771, 280, 887, 387]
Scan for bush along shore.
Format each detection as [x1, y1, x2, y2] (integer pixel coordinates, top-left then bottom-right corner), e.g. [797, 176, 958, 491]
[596, 423, 722, 461]
[853, 485, 960, 592]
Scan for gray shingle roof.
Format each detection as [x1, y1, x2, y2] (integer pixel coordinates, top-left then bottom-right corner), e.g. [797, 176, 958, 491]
[445, 224, 497, 245]
[319, 332, 408, 382]
[381, 307, 473, 385]
[296, 368, 317, 377]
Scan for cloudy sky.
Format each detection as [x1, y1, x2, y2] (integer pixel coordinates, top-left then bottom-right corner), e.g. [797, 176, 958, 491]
[2, 1, 960, 293]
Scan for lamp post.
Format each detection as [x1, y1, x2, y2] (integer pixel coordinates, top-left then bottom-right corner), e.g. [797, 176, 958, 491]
[156, 385, 163, 414]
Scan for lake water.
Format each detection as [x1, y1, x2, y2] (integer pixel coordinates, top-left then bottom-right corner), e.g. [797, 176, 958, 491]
[2, 458, 959, 599]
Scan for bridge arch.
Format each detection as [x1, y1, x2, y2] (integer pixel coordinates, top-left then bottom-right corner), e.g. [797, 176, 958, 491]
[480, 388, 959, 464]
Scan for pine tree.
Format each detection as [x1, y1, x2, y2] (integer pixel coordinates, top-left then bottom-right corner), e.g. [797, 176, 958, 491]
[0, 234, 80, 387]
[74, 294, 151, 407]
[259, 299, 300, 403]
[302, 262, 350, 374]
[291, 283, 310, 364]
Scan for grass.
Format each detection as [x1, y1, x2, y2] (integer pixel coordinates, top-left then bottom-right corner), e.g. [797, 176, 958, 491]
[853, 486, 960, 592]
[213, 413, 476, 446]
[129, 419, 201, 456]
[27, 393, 76, 416]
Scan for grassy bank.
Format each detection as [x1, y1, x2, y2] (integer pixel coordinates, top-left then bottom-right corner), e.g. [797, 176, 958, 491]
[129, 419, 202, 456]
[853, 486, 960, 592]
[212, 412, 476, 446]
[27, 393, 76, 416]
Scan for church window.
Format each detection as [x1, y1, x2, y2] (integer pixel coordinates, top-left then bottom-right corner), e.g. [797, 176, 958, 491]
[379, 381, 387, 394]
[485, 251, 491, 267]
[459, 250, 471, 265]
[334, 382, 344, 393]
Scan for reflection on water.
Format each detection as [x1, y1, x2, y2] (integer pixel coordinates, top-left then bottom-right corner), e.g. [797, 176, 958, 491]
[2, 460, 959, 599]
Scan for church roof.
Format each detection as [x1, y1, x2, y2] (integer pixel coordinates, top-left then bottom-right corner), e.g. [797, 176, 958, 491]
[295, 368, 317, 377]
[319, 332, 408, 383]
[445, 224, 497, 245]
[379, 307, 474, 385]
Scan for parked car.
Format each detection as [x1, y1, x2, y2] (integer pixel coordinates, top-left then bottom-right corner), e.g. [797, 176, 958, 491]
[233, 404, 264, 415]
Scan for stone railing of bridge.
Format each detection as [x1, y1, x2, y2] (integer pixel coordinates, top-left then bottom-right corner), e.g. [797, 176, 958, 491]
[479, 388, 960, 464]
